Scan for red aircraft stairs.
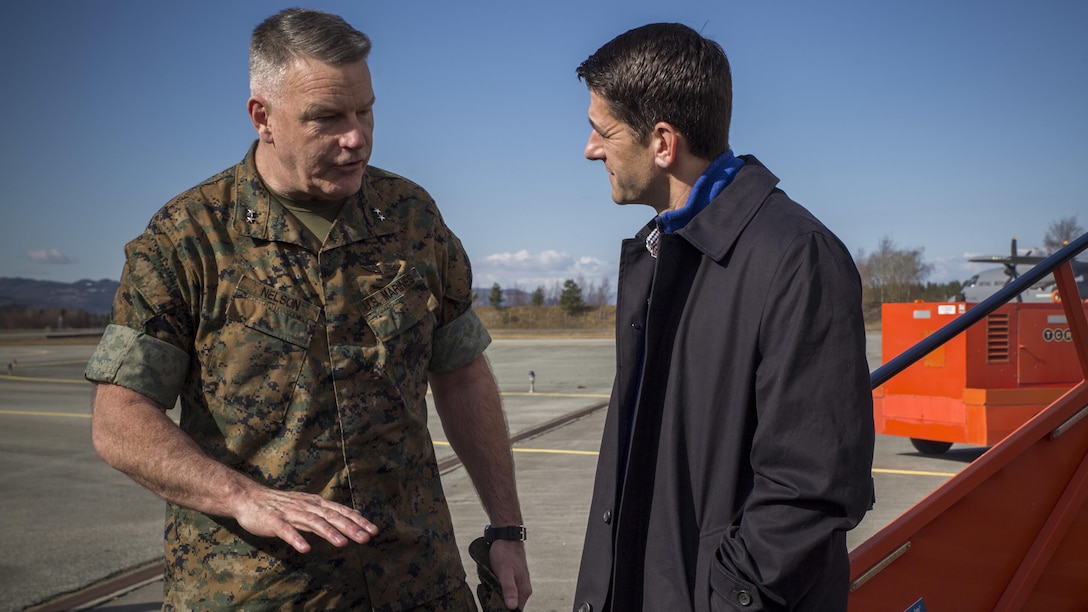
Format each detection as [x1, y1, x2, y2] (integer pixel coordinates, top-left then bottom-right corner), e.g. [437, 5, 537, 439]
[848, 232, 1088, 611]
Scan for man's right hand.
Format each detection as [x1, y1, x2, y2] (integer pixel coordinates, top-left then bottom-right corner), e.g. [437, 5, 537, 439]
[91, 383, 378, 553]
[234, 487, 379, 553]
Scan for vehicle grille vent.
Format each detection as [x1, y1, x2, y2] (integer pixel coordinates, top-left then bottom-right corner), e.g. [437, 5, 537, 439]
[986, 313, 1011, 363]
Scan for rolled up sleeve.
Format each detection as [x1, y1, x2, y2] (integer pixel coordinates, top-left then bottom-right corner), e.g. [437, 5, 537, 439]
[85, 324, 189, 409]
[429, 308, 491, 372]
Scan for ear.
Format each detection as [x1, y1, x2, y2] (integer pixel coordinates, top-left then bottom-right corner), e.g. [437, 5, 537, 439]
[651, 122, 682, 169]
[248, 97, 274, 143]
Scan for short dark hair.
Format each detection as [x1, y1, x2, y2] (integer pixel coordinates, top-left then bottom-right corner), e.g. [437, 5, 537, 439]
[250, 8, 372, 99]
[577, 23, 732, 160]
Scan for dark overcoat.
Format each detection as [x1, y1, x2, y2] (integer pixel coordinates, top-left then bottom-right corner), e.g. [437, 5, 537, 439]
[573, 157, 875, 612]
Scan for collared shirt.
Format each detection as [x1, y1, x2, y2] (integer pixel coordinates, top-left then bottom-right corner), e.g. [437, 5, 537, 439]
[85, 142, 489, 610]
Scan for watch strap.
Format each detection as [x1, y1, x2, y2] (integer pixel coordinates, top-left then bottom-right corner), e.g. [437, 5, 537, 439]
[484, 524, 527, 543]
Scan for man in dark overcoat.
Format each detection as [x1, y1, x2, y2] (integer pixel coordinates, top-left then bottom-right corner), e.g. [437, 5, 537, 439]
[572, 23, 875, 612]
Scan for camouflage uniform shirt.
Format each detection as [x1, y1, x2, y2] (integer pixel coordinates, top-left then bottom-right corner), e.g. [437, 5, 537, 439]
[85, 143, 489, 610]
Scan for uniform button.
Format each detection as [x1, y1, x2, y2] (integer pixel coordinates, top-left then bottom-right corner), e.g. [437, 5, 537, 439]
[630, 322, 642, 330]
[578, 603, 592, 612]
[737, 590, 752, 606]
[602, 509, 612, 524]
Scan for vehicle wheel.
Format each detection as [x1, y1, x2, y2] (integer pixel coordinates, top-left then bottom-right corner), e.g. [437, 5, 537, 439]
[910, 438, 953, 455]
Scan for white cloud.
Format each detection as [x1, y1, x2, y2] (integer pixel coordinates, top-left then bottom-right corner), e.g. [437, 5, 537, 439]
[26, 248, 76, 265]
[473, 249, 616, 291]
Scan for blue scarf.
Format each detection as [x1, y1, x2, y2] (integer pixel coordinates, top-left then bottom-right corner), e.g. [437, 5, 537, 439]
[658, 150, 744, 234]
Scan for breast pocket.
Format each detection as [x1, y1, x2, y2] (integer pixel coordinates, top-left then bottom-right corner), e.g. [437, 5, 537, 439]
[213, 276, 319, 434]
[360, 267, 438, 393]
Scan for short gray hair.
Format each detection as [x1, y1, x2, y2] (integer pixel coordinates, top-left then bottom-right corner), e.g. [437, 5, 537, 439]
[250, 8, 372, 99]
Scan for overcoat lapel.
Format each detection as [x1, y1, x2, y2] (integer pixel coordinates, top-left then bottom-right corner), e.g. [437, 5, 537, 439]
[612, 233, 703, 611]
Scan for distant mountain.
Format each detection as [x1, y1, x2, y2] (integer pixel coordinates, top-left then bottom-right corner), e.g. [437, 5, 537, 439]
[0, 279, 568, 315]
[0, 277, 119, 315]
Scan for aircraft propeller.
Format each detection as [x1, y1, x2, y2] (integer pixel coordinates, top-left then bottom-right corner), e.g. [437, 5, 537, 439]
[967, 237, 1047, 302]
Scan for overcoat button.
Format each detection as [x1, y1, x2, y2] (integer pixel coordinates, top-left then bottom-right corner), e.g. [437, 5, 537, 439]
[737, 590, 752, 606]
[602, 509, 612, 524]
[630, 322, 642, 330]
[578, 603, 592, 612]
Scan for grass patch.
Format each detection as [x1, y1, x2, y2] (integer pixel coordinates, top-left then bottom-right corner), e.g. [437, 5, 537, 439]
[476, 305, 615, 338]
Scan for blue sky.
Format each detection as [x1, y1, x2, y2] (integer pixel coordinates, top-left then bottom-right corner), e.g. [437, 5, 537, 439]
[2, 1, 1086, 295]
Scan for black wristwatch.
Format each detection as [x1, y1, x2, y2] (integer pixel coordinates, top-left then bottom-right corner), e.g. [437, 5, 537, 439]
[484, 524, 527, 543]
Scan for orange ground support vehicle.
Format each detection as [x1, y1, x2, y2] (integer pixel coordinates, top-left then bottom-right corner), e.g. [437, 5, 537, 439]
[874, 300, 1087, 454]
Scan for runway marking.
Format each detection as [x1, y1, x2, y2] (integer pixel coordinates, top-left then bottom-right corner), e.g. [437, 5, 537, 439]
[0, 411, 960, 478]
[511, 447, 600, 456]
[873, 467, 958, 478]
[433, 440, 598, 456]
[14, 359, 89, 367]
[0, 410, 970, 478]
[0, 409, 90, 419]
[6, 373, 607, 396]
[2, 402, 961, 479]
[435, 441, 961, 474]
[502, 391, 610, 399]
[0, 375, 89, 384]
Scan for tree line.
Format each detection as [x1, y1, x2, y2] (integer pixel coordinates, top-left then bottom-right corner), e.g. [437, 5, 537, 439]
[0, 305, 110, 330]
[855, 215, 1083, 323]
[482, 277, 612, 315]
[483, 215, 1084, 326]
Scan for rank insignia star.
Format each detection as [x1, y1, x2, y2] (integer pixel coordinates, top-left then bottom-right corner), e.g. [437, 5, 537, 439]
[373, 208, 385, 221]
[245, 208, 257, 223]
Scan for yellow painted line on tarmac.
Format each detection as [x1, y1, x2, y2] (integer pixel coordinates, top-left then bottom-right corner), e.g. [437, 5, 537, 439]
[433, 440, 598, 456]
[502, 392, 610, 399]
[0, 409, 90, 419]
[0, 413, 966, 472]
[5, 380, 605, 395]
[0, 375, 89, 384]
[0, 409, 962, 477]
[426, 390, 609, 399]
[0, 412, 964, 475]
[434, 441, 962, 471]
[510, 447, 599, 456]
[873, 467, 958, 478]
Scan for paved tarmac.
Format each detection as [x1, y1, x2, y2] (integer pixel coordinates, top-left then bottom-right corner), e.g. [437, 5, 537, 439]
[0, 332, 983, 611]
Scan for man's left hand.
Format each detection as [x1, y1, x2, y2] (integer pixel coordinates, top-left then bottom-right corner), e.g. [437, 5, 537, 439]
[489, 539, 531, 610]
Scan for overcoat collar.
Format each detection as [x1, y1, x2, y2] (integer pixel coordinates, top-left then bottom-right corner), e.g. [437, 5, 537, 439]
[674, 154, 780, 261]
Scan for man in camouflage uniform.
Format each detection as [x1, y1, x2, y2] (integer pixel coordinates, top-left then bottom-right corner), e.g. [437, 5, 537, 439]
[86, 9, 531, 611]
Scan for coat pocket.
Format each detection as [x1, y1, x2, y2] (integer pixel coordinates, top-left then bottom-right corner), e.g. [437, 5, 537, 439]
[211, 276, 319, 437]
[360, 266, 438, 392]
[709, 544, 765, 611]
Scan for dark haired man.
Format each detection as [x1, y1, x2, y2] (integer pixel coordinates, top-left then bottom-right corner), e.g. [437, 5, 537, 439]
[86, 8, 530, 610]
[573, 23, 874, 612]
